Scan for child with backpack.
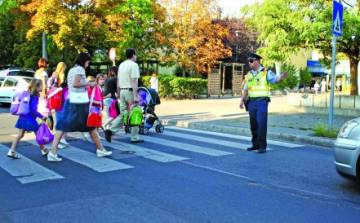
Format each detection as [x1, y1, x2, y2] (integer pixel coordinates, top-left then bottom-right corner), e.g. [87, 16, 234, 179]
[7, 79, 50, 159]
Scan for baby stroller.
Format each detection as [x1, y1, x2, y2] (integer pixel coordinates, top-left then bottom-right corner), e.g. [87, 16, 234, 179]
[137, 86, 164, 135]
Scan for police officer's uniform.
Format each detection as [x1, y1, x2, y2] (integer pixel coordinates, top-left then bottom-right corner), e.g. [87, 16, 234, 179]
[243, 53, 279, 153]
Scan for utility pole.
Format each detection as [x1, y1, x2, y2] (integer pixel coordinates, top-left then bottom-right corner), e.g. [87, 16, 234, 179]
[42, 32, 48, 60]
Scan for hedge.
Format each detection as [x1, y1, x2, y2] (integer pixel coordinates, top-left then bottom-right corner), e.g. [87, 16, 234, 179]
[140, 75, 207, 99]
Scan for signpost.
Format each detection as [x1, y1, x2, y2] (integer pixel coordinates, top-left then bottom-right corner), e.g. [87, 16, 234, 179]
[329, 0, 343, 130]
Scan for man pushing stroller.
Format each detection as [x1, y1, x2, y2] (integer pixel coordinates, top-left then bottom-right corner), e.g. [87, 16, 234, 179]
[104, 48, 144, 143]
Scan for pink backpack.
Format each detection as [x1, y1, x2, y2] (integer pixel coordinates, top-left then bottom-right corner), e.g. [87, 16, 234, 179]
[108, 99, 120, 118]
[10, 91, 31, 115]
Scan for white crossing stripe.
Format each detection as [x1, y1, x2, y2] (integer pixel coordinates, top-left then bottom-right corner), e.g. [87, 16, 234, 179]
[71, 133, 189, 163]
[159, 131, 253, 150]
[116, 133, 234, 156]
[0, 144, 64, 184]
[24, 138, 134, 172]
[165, 126, 303, 148]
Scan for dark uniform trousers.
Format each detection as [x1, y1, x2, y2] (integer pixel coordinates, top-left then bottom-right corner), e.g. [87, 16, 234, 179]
[248, 97, 269, 150]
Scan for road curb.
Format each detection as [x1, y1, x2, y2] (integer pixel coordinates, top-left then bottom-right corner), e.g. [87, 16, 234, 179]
[162, 119, 335, 148]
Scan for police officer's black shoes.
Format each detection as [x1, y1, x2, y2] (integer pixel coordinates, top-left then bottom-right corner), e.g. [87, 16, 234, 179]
[247, 146, 259, 151]
[257, 149, 266, 153]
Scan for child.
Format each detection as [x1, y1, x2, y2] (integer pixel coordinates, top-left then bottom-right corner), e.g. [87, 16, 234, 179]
[314, 81, 319, 95]
[7, 79, 49, 159]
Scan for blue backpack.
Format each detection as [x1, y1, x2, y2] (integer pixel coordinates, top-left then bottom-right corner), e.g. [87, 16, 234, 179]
[10, 91, 31, 115]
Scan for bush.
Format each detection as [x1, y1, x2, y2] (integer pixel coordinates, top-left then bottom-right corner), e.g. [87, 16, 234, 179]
[139, 75, 207, 99]
[299, 67, 312, 86]
[169, 78, 207, 98]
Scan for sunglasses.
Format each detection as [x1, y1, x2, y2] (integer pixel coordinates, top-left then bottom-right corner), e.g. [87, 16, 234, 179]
[248, 59, 257, 63]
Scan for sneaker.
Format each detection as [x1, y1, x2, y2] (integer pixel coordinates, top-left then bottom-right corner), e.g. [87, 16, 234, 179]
[96, 148, 112, 157]
[82, 132, 91, 142]
[60, 139, 69, 145]
[41, 148, 50, 156]
[47, 152, 62, 162]
[104, 130, 112, 143]
[58, 144, 66, 149]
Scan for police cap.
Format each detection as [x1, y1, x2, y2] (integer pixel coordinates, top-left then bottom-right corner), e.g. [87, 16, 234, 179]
[248, 53, 262, 60]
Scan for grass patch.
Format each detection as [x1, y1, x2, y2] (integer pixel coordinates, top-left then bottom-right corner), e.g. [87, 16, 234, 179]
[311, 124, 339, 138]
[288, 126, 295, 129]
[299, 127, 313, 131]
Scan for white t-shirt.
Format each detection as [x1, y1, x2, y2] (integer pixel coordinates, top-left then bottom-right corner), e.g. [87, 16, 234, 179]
[67, 65, 86, 97]
[35, 69, 48, 87]
[150, 77, 158, 91]
[118, 60, 140, 88]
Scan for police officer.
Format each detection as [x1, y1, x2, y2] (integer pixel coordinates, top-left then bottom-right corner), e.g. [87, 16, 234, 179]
[239, 53, 287, 153]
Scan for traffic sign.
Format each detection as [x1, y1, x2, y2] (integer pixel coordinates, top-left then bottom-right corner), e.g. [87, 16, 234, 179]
[333, 1, 343, 36]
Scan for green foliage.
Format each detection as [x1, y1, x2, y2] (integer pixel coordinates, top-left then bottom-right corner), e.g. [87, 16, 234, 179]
[299, 67, 312, 86]
[270, 62, 299, 91]
[241, 0, 360, 95]
[169, 77, 207, 99]
[311, 124, 339, 138]
[140, 75, 207, 99]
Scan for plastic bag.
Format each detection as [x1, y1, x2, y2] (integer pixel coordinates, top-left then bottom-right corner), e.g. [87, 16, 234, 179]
[36, 121, 54, 145]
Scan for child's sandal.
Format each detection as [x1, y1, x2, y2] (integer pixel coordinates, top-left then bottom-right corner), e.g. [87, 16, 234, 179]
[7, 150, 20, 159]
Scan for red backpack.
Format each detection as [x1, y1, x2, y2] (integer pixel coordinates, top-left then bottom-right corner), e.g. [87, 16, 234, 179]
[47, 87, 63, 110]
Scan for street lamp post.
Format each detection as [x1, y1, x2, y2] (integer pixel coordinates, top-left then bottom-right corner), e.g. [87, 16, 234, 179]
[235, 30, 240, 62]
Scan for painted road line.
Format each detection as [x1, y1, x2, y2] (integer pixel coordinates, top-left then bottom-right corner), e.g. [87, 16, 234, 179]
[126, 134, 234, 156]
[155, 131, 271, 151]
[0, 144, 64, 184]
[165, 126, 303, 148]
[25, 139, 133, 172]
[70, 133, 189, 163]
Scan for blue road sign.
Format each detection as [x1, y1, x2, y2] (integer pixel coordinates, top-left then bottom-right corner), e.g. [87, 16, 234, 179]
[333, 1, 343, 36]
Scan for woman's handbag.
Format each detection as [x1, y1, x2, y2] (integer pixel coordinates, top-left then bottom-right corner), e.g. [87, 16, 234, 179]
[69, 91, 89, 104]
[36, 118, 54, 145]
[87, 86, 102, 128]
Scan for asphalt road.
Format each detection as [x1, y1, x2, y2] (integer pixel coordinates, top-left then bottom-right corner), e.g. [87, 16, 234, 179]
[0, 104, 360, 223]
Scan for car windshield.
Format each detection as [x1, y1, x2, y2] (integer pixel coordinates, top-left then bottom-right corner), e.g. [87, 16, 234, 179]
[23, 78, 33, 83]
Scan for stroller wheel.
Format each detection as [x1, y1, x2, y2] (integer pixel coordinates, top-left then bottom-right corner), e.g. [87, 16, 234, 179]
[142, 128, 149, 135]
[156, 125, 164, 133]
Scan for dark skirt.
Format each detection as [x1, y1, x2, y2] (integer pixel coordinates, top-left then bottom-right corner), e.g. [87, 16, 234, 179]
[15, 119, 39, 132]
[56, 99, 96, 132]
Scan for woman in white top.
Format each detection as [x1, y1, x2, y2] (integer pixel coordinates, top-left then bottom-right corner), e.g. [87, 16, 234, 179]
[150, 73, 158, 92]
[47, 53, 112, 162]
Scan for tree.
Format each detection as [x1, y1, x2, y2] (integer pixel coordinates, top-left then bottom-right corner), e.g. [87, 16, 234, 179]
[241, 0, 360, 95]
[213, 17, 260, 71]
[106, 0, 170, 61]
[160, 0, 232, 77]
[0, 0, 20, 66]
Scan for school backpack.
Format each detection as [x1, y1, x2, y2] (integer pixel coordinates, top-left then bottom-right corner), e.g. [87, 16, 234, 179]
[10, 91, 31, 115]
[47, 87, 63, 110]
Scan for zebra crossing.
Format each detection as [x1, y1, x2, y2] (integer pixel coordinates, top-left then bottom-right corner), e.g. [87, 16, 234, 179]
[0, 127, 304, 184]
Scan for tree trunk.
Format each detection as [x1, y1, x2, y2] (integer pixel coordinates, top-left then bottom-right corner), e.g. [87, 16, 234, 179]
[350, 58, 359, 95]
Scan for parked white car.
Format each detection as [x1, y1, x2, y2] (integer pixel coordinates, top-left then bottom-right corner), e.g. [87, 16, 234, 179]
[334, 118, 360, 184]
[0, 67, 35, 78]
[0, 76, 34, 104]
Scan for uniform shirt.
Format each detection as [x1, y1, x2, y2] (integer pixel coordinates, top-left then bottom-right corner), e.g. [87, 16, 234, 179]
[118, 60, 140, 88]
[67, 65, 86, 98]
[243, 66, 278, 91]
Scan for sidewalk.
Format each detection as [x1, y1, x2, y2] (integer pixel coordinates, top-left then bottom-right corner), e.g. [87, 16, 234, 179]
[156, 95, 357, 148]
